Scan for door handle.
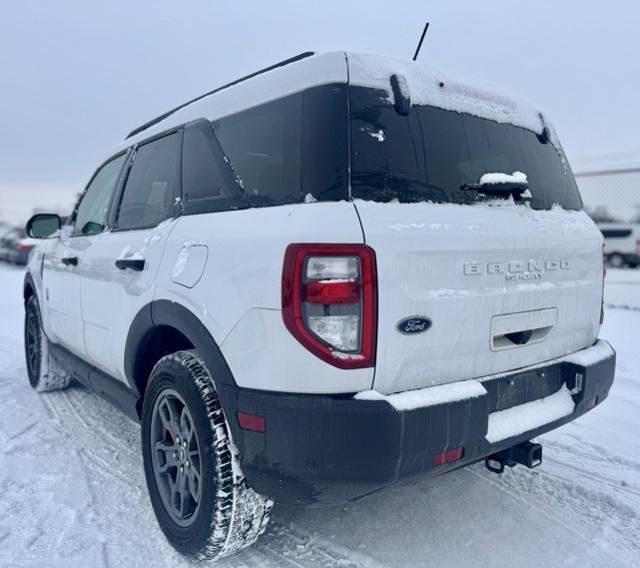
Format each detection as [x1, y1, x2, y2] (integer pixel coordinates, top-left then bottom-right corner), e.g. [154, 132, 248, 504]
[115, 258, 145, 271]
[61, 256, 78, 266]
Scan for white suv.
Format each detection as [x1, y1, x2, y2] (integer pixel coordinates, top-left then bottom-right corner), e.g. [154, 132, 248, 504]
[23, 52, 616, 561]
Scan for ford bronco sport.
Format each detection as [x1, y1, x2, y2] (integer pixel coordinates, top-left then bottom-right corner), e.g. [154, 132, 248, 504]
[23, 52, 616, 561]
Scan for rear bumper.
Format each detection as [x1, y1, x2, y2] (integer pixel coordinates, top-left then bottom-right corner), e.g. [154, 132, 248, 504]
[217, 340, 615, 506]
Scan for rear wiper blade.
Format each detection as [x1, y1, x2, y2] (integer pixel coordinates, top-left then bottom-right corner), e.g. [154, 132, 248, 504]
[461, 172, 529, 196]
[461, 182, 529, 194]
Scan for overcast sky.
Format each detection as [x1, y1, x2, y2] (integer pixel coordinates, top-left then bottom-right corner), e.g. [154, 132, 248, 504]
[1, 0, 639, 223]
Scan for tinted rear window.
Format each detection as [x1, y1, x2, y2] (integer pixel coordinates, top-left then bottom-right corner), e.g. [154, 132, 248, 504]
[213, 84, 348, 207]
[350, 86, 582, 210]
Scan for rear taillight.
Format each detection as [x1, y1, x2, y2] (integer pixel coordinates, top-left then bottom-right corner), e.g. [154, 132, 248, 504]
[18, 243, 31, 253]
[282, 244, 377, 369]
[636, 239, 640, 255]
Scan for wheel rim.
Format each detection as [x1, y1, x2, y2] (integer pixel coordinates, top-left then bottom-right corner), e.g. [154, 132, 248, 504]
[150, 388, 203, 527]
[25, 306, 40, 385]
[610, 255, 624, 268]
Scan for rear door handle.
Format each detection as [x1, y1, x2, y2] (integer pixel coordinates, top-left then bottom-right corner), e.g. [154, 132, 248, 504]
[115, 258, 145, 271]
[61, 256, 78, 266]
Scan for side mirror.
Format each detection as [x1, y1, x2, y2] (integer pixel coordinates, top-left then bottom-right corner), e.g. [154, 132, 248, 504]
[26, 213, 61, 239]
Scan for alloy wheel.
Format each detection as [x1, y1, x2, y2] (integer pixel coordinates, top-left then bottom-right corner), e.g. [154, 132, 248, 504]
[25, 305, 40, 385]
[150, 388, 203, 527]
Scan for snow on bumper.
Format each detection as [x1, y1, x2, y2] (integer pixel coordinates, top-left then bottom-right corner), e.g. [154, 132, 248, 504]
[486, 385, 575, 443]
[217, 340, 615, 506]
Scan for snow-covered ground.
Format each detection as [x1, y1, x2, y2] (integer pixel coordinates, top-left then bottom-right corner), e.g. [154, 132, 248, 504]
[0, 263, 638, 568]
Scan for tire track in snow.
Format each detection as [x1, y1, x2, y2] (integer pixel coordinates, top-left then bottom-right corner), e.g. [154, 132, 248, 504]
[470, 459, 640, 566]
[246, 520, 389, 568]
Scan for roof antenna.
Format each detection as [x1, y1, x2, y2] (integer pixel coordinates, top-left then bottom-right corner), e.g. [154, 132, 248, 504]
[412, 22, 430, 61]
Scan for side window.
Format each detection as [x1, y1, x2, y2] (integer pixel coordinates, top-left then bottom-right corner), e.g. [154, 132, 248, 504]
[181, 120, 248, 215]
[213, 94, 303, 207]
[73, 154, 126, 236]
[116, 133, 179, 230]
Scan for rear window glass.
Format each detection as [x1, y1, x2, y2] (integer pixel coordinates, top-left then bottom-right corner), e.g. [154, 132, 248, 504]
[349, 86, 582, 210]
[213, 84, 349, 207]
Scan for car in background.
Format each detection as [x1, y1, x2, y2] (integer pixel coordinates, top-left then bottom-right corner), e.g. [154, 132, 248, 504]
[0, 228, 37, 265]
[599, 223, 640, 268]
[0, 227, 18, 261]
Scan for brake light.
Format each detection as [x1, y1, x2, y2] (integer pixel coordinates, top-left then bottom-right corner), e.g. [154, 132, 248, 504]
[637, 239, 640, 255]
[282, 244, 377, 369]
[18, 243, 31, 253]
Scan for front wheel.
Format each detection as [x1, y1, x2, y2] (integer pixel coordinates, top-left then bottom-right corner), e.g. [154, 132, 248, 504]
[24, 295, 71, 392]
[141, 350, 272, 561]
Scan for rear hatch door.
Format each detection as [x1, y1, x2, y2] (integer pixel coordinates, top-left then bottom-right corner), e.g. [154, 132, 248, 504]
[347, 64, 603, 394]
[355, 200, 603, 394]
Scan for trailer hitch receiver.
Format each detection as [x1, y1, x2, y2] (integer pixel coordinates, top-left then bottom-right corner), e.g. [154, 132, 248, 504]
[485, 441, 543, 474]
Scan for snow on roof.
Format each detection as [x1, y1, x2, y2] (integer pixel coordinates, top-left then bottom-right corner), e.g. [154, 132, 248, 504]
[347, 52, 546, 135]
[118, 51, 550, 152]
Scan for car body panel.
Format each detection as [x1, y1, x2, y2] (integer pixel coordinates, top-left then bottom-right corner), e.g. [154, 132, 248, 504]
[355, 200, 604, 394]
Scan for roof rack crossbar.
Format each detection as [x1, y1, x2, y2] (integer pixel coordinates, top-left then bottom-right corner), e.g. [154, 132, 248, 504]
[125, 51, 316, 140]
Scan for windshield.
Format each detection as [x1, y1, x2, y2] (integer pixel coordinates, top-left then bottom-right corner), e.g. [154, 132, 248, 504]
[349, 86, 582, 210]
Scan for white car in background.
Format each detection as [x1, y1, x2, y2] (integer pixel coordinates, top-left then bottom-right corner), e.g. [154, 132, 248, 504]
[22, 51, 616, 561]
[599, 222, 640, 268]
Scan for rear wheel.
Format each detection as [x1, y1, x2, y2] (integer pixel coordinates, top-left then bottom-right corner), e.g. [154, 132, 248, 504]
[141, 350, 272, 560]
[24, 295, 71, 392]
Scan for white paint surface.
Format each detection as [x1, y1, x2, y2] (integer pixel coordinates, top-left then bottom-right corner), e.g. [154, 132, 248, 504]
[355, 199, 604, 394]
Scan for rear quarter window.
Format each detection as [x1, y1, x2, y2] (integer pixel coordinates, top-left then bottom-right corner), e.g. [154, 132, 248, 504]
[212, 84, 349, 207]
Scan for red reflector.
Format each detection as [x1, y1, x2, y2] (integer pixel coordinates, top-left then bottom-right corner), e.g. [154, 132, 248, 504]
[434, 447, 463, 466]
[305, 281, 360, 304]
[585, 397, 598, 410]
[237, 411, 266, 432]
[18, 244, 31, 252]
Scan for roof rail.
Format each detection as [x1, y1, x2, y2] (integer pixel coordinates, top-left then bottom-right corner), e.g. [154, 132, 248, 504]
[125, 51, 316, 140]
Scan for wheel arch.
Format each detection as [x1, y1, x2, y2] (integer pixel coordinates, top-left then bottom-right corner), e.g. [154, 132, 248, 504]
[125, 300, 238, 405]
[23, 271, 36, 302]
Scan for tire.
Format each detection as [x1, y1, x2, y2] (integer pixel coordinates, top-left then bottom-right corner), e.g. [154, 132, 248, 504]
[141, 350, 272, 561]
[607, 253, 625, 269]
[24, 295, 71, 392]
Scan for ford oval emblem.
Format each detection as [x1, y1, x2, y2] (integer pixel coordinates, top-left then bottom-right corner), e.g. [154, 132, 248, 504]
[396, 316, 432, 335]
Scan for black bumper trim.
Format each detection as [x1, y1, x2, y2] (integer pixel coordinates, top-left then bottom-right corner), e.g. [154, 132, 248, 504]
[217, 342, 615, 506]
